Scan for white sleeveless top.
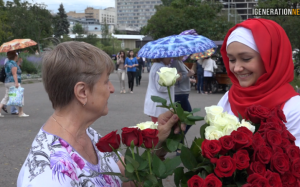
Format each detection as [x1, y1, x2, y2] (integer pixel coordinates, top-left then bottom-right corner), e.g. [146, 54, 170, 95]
[218, 91, 300, 147]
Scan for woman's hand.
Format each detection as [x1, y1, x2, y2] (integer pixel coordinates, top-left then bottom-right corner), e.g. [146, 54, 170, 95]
[157, 111, 186, 142]
[15, 83, 19, 88]
[187, 69, 195, 77]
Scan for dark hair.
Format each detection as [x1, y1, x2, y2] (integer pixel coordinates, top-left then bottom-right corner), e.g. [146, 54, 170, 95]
[119, 50, 126, 62]
[127, 50, 134, 58]
[7, 51, 17, 60]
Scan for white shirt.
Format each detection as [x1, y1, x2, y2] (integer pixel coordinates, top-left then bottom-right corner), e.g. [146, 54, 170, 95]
[17, 127, 122, 187]
[218, 91, 300, 147]
[144, 62, 175, 118]
[202, 58, 217, 73]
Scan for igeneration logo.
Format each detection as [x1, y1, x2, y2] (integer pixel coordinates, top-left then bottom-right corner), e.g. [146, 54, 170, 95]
[252, 8, 300, 16]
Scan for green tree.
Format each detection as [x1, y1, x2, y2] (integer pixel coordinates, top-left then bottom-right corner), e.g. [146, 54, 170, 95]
[4, 0, 53, 51]
[53, 3, 70, 37]
[0, 0, 12, 44]
[101, 18, 110, 46]
[72, 23, 86, 35]
[142, 1, 233, 40]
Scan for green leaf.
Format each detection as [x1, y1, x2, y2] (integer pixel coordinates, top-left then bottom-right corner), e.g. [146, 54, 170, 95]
[191, 108, 201, 114]
[187, 115, 205, 121]
[238, 112, 243, 123]
[164, 156, 182, 173]
[183, 118, 196, 126]
[138, 160, 148, 170]
[152, 154, 166, 178]
[141, 150, 148, 159]
[147, 174, 158, 185]
[151, 96, 167, 106]
[200, 123, 209, 139]
[175, 103, 185, 121]
[198, 170, 208, 180]
[166, 139, 179, 152]
[125, 155, 139, 170]
[198, 164, 214, 173]
[190, 138, 204, 159]
[144, 180, 153, 187]
[125, 163, 134, 173]
[180, 146, 198, 170]
[174, 167, 184, 187]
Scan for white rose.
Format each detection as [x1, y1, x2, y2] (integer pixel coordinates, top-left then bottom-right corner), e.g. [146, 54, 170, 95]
[205, 126, 224, 140]
[136, 121, 158, 130]
[205, 105, 224, 123]
[222, 112, 239, 126]
[157, 67, 180, 87]
[239, 119, 256, 133]
[222, 123, 238, 136]
[210, 114, 230, 129]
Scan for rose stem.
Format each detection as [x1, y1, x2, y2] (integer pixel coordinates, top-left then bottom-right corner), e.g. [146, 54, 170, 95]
[136, 146, 139, 156]
[113, 149, 126, 168]
[167, 87, 176, 113]
[147, 149, 152, 175]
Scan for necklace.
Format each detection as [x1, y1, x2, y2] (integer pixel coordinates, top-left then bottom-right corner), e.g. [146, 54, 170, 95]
[51, 116, 96, 164]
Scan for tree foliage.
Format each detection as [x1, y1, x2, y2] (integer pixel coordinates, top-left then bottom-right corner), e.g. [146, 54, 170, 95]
[72, 23, 86, 35]
[2, 0, 53, 51]
[53, 3, 70, 37]
[142, 0, 234, 40]
[101, 18, 110, 46]
[0, 0, 12, 44]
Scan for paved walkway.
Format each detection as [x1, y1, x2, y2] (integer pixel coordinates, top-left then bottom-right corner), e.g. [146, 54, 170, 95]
[0, 71, 225, 186]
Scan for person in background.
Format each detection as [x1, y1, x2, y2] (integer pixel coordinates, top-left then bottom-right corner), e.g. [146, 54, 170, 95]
[202, 57, 218, 94]
[0, 51, 29, 117]
[135, 53, 144, 86]
[196, 59, 204, 94]
[144, 58, 175, 123]
[146, 58, 152, 72]
[2, 52, 19, 115]
[142, 57, 146, 73]
[124, 50, 138, 93]
[116, 51, 126, 93]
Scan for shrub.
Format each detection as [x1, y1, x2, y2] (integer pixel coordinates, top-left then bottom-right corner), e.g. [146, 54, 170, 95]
[21, 59, 38, 74]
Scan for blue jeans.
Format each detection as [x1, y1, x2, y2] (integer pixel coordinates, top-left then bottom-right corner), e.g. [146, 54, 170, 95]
[175, 94, 192, 134]
[146, 62, 151, 72]
[4, 105, 18, 114]
[197, 72, 203, 92]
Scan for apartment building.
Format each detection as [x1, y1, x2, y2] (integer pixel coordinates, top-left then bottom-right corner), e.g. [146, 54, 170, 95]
[115, 0, 162, 31]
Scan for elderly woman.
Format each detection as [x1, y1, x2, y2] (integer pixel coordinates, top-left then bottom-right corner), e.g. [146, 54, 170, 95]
[17, 42, 183, 187]
[0, 51, 28, 117]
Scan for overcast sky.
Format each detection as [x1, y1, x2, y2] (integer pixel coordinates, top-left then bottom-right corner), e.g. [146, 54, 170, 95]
[4, 0, 115, 13]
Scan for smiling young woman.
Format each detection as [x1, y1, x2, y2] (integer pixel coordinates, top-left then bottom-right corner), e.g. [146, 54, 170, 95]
[217, 18, 300, 146]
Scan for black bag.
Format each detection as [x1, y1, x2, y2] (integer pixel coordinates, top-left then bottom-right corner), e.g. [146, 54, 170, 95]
[0, 66, 6, 83]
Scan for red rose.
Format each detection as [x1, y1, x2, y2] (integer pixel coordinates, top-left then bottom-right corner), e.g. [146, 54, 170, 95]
[141, 129, 159, 149]
[219, 135, 235, 155]
[252, 133, 266, 150]
[245, 105, 271, 124]
[214, 156, 236, 178]
[250, 161, 266, 176]
[270, 152, 289, 174]
[234, 149, 250, 170]
[266, 115, 285, 129]
[266, 130, 282, 147]
[237, 126, 253, 138]
[264, 170, 282, 187]
[281, 138, 293, 149]
[96, 130, 121, 152]
[285, 130, 296, 143]
[271, 106, 287, 123]
[121, 127, 143, 147]
[203, 174, 222, 187]
[259, 121, 283, 134]
[271, 146, 284, 154]
[247, 173, 271, 187]
[187, 175, 204, 187]
[254, 145, 272, 164]
[291, 158, 300, 179]
[231, 131, 252, 150]
[201, 139, 221, 159]
[280, 172, 298, 187]
[286, 145, 300, 161]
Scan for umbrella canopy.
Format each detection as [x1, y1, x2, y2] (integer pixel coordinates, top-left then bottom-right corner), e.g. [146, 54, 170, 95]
[190, 48, 216, 60]
[179, 29, 198, 62]
[0, 39, 37, 53]
[138, 35, 217, 59]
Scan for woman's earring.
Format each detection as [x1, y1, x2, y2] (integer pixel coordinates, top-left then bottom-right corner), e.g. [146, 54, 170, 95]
[83, 101, 87, 106]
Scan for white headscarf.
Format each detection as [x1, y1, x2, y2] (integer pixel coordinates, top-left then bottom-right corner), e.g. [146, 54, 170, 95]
[226, 27, 259, 53]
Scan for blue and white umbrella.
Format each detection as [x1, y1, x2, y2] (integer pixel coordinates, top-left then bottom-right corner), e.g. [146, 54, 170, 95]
[138, 35, 217, 59]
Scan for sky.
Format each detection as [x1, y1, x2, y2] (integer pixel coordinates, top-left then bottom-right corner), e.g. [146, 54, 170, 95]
[4, 0, 115, 13]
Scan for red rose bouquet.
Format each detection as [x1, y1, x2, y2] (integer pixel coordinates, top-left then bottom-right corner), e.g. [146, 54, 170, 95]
[176, 105, 300, 187]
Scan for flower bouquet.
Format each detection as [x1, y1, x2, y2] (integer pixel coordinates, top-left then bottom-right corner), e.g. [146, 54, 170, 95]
[180, 105, 300, 187]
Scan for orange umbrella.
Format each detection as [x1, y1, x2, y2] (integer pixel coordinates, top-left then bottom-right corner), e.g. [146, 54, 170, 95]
[0, 39, 37, 53]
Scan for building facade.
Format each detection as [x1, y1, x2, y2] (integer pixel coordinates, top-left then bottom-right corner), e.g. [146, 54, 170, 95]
[115, 0, 162, 31]
[220, 0, 258, 22]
